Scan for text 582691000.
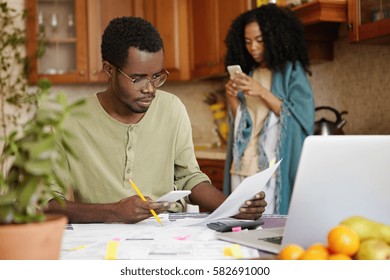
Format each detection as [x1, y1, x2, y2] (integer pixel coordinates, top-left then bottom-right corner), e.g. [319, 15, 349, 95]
[212, 266, 270, 276]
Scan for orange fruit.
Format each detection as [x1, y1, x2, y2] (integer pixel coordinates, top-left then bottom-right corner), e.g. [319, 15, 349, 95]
[307, 243, 330, 257]
[278, 244, 305, 260]
[328, 253, 352, 260]
[307, 243, 329, 251]
[298, 243, 329, 260]
[327, 224, 360, 256]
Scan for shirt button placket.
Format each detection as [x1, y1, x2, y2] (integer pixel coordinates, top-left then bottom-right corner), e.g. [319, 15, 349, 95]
[125, 125, 135, 183]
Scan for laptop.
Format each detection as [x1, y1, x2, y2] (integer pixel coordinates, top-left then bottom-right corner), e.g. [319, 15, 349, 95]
[216, 135, 390, 253]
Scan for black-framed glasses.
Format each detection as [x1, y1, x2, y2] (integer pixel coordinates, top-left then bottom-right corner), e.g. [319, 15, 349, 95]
[114, 66, 169, 90]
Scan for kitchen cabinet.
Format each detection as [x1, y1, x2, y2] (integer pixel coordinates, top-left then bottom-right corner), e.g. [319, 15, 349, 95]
[141, 0, 191, 80]
[86, 0, 144, 82]
[26, 0, 89, 84]
[197, 159, 225, 192]
[348, 0, 390, 43]
[190, 0, 251, 78]
[26, 0, 143, 84]
[197, 158, 225, 213]
[144, 0, 251, 80]
[291, 0, 348, 61]
[26, 0, 250, 83]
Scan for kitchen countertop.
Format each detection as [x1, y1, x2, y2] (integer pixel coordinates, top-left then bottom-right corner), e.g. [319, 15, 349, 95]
[194, 146, 226, 160]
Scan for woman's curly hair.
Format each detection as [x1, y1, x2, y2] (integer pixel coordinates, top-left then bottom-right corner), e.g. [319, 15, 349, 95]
[224, 4, 311, 75]
[101, 17, 164, 69]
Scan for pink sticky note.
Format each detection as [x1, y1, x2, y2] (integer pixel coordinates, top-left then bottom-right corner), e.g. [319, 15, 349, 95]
[232, 226, 242, 232]
[174, 235, 191, 241]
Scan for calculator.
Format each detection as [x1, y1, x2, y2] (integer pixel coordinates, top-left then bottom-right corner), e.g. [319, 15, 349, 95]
[207, 219, 264, 232]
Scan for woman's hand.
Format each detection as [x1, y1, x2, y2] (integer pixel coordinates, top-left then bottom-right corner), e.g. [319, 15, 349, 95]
[225, 78, 239, 97]
[232, 72, 266, 98]
[234, 191, 267, 220]
[232, 73, 282, 115]
[225, 79, 240, 116]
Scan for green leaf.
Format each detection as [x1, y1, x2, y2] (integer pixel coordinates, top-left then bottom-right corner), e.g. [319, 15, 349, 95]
[18, 177, 39, 209]
[0, 191, 16, 206]
[4, 167, 21, 187]
[56, 92, 68, 106]
[37, 78, 52, 91]
[22, 136, 56, 159]
[24, 159, 52, 175]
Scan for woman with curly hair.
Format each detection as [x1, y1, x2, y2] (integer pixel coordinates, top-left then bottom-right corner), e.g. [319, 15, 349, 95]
[223, 4, 315, 214]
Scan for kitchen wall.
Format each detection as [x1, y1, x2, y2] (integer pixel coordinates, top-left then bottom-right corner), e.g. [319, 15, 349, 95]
[309, 25, 390, 135]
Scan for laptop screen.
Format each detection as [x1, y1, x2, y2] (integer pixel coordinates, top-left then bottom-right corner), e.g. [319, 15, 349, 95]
[281, 135, 390, 248]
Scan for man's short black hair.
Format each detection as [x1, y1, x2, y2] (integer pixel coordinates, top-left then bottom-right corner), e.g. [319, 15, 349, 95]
[101, 17, 164, 69]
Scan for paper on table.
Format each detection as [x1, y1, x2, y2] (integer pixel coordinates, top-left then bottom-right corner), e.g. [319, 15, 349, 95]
[189, 159, 282, 226]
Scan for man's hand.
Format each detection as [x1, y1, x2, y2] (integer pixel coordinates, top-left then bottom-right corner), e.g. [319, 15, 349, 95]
[111, 195, 174, 223]
[46, 196, 175, 224]
[234, 191, 267, 220]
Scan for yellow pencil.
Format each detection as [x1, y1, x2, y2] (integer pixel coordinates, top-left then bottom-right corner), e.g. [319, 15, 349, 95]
[129, 179, 163, 226]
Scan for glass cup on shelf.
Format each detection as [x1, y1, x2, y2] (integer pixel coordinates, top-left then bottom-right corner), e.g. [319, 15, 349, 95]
[67, 14, 75, 37]
[37, 11, 46, 36]
[38, 11, 44, 27]
[50, 13, 58, 35]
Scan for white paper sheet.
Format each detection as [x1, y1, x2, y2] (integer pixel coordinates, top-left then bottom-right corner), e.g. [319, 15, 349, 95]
[189, 159, 281, 225]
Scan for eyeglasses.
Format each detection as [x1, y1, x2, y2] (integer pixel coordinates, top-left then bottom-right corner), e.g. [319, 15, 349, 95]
[114, 66, 169, 90]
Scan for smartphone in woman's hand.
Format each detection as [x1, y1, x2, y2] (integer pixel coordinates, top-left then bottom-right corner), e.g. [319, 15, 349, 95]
[227, 65, 242, 78]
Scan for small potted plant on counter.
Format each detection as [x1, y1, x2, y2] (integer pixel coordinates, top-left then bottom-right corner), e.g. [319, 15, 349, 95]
[0, 1, 84, 259]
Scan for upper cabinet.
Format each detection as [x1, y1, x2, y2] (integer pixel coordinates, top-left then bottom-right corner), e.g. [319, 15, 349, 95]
[144, 0, 251, 80]
[86, 0, 144, 83]
[141, 0, 192, 80]
[26, 0, 144, 84]
[25, 0, 389, 84]
[292, 0, 348, 25]
[26, 0, 89, 84]
[291, 0, 348, 61]
[87, 0, 143, 82]
[26, 0, 250, 84]
[348, 0, 390, 43]
[190, 0, 250, 78]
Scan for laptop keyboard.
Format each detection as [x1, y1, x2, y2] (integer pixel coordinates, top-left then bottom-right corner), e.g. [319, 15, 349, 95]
[260, 236, 283, 245]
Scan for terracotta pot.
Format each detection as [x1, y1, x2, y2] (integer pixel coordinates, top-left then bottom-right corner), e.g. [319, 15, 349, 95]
[0, 214, 67, 260]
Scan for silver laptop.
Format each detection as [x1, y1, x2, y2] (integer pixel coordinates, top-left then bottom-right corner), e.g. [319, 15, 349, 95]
[217, 135, 390, 253]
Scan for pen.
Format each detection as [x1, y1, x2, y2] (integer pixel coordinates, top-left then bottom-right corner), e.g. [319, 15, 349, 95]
[128, 179, 163, 226]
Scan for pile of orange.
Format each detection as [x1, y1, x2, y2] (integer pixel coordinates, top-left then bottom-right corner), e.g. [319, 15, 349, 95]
[278, 224, 360, 260]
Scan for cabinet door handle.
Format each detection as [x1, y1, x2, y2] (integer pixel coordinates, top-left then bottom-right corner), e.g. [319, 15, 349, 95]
[79, 70, 85, 76]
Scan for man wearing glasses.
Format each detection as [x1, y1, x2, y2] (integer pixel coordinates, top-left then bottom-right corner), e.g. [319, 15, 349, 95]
[47, 17, 267, 223]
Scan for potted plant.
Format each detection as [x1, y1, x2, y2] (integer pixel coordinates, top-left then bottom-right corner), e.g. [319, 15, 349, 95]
[0, 1, 84, 259]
